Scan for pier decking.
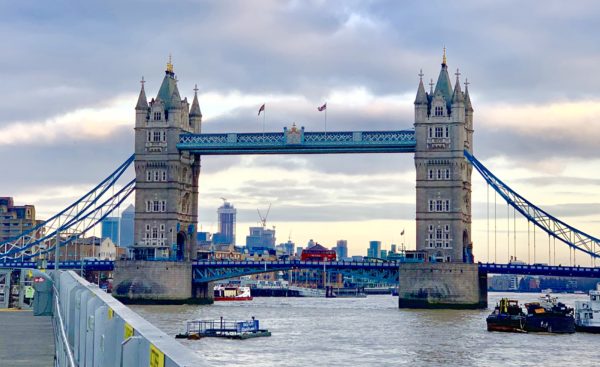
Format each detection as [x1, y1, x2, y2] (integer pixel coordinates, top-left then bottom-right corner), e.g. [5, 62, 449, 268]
[0, 310, 54, 366]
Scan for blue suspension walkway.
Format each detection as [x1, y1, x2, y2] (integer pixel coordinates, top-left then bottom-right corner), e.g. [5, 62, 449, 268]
[465, 150, 600, 259]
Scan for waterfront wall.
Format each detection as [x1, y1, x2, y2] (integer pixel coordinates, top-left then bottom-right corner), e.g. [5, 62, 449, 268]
[113, 260, 195, 303]
[55, 270, 204, 366]
[398, 263, 487, 309]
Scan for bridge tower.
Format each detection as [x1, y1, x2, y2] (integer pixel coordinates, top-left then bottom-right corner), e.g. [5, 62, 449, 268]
[414, 50, 474, 264]
[132, 59, 202, 261]
[399, 51, 485, 309]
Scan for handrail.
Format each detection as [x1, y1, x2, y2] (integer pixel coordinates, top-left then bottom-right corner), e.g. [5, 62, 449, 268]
[53, 284, 77, 367]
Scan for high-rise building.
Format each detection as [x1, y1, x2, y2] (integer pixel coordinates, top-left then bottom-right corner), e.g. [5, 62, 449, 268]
[335, 240, 348, 259]
[414, 50, 473, 263]
[101, 217, 120, 245]
[214, 201, 236, 245]
[119, 204, 135, 248]
[246, 226, 275, 251]
[276, 240, 295, 256]
[390, 244, 397, 254]
[296, 247, 303, 257]
[0, 197, 43, 243]
[367, 240, 381, 259]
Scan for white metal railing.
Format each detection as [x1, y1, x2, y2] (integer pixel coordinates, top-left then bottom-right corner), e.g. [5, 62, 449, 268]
[53, 270, 204, 366]
[53, 284, 76, 367]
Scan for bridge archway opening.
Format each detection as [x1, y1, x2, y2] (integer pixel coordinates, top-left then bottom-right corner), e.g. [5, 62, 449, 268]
[176, 231, 186, 261]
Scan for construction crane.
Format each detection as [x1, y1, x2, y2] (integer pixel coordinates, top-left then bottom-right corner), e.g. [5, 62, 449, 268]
[257, 203, 271, 228]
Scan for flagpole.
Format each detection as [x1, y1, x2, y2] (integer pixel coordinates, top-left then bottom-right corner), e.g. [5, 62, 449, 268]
[324, 107, 327, 136]
[263, 107, 266, 137]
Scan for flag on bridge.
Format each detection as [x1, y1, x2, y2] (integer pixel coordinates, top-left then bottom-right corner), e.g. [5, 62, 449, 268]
[258, 104, 265, 116]
[318, 103, 327, 112]
[401, 229, 405, 236]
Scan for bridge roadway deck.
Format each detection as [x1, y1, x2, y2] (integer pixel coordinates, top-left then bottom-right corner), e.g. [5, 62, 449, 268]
[1, 260, 600, 279]
[0, 310, 54, 366]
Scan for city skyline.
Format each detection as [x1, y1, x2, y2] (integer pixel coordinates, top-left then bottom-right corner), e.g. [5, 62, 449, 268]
[2, 1, 600, 264]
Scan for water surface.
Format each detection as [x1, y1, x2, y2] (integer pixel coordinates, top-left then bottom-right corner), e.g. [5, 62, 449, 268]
[132, 293, 597, 366]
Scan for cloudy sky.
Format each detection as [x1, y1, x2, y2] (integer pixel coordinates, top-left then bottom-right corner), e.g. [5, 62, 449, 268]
[2, 1, 600, 264]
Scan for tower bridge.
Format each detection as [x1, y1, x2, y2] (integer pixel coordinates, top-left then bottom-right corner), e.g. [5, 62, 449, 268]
[2, 53, 600, 308]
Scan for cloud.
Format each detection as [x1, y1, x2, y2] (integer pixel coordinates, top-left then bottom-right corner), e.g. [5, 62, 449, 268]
[2, 0, 600, 260]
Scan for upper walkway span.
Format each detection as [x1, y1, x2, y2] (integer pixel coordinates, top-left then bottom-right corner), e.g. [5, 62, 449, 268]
[177, 128, 416, 155]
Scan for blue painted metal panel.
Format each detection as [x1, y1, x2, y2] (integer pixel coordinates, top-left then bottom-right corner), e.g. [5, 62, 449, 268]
[177, 129, 416, 155]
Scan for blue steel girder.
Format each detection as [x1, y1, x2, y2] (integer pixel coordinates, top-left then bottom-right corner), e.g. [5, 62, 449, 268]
[0, 155, 135, 260]
[465, 150, 600, 259]
[177, 129, 416, 155]
[479, 263, 600, 278]
[192, 260, 401, 283]
[0, 260, 114, 271]
[334, 268, 399, 284]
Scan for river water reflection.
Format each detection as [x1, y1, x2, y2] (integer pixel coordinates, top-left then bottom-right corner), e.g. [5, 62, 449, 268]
[132, 292, 597, 366]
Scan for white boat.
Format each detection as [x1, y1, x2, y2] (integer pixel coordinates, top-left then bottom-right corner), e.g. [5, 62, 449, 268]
[574, 283, 600, 333]
[213, 284, 253, 301]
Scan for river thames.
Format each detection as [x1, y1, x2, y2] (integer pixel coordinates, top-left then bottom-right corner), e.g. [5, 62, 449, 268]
[132, 293, 598, 366]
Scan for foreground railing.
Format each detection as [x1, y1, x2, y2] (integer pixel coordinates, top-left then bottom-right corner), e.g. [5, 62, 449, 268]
[54, 271, 203, 366]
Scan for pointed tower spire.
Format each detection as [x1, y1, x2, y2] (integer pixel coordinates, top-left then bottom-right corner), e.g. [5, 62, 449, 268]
[433, 47, 453, 109]
[464, 78, 473, 111]
[414, 69, 428, 105]
[136, 76, 148, 110]
[190, 84, 202, 117]
[452, 68, 464, 104]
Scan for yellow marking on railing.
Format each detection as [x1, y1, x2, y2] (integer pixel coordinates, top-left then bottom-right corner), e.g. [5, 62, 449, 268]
[124, 322, 134, 339]
[149, 344, 165, 367]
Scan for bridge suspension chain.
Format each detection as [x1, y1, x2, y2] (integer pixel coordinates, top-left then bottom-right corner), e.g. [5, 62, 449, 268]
[464, 150, 600, 260]
[0, 155, 135, 260]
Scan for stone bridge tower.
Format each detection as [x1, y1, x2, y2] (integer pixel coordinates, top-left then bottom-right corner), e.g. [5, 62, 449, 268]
[132, 59, 202, 261]
[414, 50, 474, 263]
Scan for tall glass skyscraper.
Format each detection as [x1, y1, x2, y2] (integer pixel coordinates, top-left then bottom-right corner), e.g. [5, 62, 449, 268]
[214, 201, 236, 245]
[335, 239, 348, 259]
[367, 240, 381, 259]
[119, 204, 135, 247]
[101, 217, 120, 245]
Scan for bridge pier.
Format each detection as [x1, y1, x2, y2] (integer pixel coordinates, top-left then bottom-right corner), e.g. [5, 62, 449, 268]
[397, 263, 487, 309]
[112, 260, 212, 304]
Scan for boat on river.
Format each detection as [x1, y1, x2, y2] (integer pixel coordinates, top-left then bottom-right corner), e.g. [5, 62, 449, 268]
[524, 295, 575, 333]
[176, 317, 271, 340]
[214, 284, 253, 301]
[486, 298, 526, 332]
[575, 283, 600, 333]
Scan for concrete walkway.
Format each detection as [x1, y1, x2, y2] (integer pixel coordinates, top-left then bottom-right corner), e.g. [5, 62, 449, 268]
[0, 310, 55, 366]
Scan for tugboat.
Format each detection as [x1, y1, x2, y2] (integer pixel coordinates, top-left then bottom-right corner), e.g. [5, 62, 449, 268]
[574, 283, 600, 333]
[486, 298, 526, 332]
[524, 295, 575, 333]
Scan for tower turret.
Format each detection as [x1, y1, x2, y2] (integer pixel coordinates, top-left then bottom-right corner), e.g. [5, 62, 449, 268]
[414, 69, 429, 121]
[189, 84, 202, 134]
